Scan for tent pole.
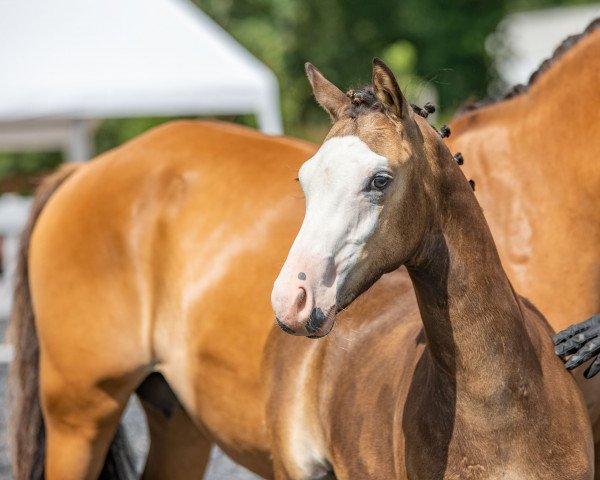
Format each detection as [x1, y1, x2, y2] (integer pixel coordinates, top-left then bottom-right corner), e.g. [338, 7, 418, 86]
[67, 119, 91, 162]
[257, 104, 283, 135]
[256, 76, 283, 135]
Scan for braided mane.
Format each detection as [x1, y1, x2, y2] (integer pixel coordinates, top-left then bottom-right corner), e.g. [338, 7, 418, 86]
[457, 17, 599, 115]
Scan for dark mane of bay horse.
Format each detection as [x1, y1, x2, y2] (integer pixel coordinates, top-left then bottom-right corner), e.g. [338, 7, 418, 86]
[340, 18, 600, 119]
[457, 17, 600, 115]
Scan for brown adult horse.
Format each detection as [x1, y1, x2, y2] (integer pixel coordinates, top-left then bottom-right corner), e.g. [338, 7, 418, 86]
[447, 18, 600, 466]
[8, 21, 599, 480]
[266, 58, 592, 479]
[447, 18, 600, 331]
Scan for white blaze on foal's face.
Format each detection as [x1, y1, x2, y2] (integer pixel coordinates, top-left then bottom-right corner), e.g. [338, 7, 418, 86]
[298, 136, 390, 275]
[271, 135, 393, 337]
[272, 58, 416, 337]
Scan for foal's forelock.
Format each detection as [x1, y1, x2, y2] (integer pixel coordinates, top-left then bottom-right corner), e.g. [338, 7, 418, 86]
[324, 113, 417, 168]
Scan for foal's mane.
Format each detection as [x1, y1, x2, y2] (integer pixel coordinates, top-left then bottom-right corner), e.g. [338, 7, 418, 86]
[457, 17, 599, 115]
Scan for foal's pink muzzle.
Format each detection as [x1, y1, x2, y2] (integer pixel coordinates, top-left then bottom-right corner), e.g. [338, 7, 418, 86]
[271, 256, 337, 337]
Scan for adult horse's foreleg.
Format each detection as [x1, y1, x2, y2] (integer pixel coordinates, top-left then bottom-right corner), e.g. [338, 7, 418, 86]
[40, 351, 146, 480]
[138, 372, 213, 479]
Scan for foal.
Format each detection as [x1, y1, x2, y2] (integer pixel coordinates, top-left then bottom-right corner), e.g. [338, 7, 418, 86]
[268, 59, 593, 479]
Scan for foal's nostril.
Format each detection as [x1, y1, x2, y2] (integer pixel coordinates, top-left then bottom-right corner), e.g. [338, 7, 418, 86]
[276, 317, 296, 335]
[306, 307, 327, 334]
[296, 287, 307, 312]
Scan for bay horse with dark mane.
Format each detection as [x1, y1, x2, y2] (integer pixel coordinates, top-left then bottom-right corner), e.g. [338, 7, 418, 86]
[448, 18, 600, 333]
[8, 20, 600, 480]
[447, 18, 600, 468]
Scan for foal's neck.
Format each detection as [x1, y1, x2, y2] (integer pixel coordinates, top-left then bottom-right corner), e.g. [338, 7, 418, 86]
[405, 156, 540, 392]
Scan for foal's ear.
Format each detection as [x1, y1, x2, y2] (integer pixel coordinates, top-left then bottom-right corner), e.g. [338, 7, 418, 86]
[372, 58, 409, 118]
[305, 63, 350, 122]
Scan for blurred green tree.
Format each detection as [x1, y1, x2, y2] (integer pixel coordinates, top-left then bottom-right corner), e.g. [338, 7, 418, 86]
[195, 0, 505, 132]
[195, 0, 595, 130]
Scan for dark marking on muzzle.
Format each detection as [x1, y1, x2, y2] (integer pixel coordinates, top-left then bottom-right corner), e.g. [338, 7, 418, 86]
[306, 307, 327, 334]
[276, 317, 296, 335]
[298, 272, 307, 280]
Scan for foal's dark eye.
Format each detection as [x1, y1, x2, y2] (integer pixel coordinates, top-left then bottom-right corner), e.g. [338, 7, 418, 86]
[370, 174, 392, 191]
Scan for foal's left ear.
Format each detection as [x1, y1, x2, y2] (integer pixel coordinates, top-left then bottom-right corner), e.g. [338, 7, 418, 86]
[372, 58, 409, 118]
[305, 63, 350, 122]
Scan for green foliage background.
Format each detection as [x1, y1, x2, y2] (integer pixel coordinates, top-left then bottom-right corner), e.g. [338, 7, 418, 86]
[0, 0, 595, 191]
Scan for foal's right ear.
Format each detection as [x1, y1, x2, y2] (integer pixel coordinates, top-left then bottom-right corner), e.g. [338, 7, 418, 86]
[372, 58, 409, 118]
[305, 63, 350, 123]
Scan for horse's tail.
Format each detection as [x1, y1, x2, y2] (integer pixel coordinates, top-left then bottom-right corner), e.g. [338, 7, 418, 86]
[8, 164, 80, 479]
[7, 164, 136, 480]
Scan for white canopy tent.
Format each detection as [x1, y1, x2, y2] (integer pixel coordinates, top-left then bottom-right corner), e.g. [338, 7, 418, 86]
[0, 0, 283, 326]
[0, 0, 283, 161]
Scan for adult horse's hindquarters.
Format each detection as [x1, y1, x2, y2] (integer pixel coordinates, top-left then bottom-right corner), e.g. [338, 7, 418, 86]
[10, 121, 318, 479]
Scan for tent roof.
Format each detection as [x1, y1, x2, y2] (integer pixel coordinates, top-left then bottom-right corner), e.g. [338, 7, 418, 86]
[0, 0, 281, 134]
